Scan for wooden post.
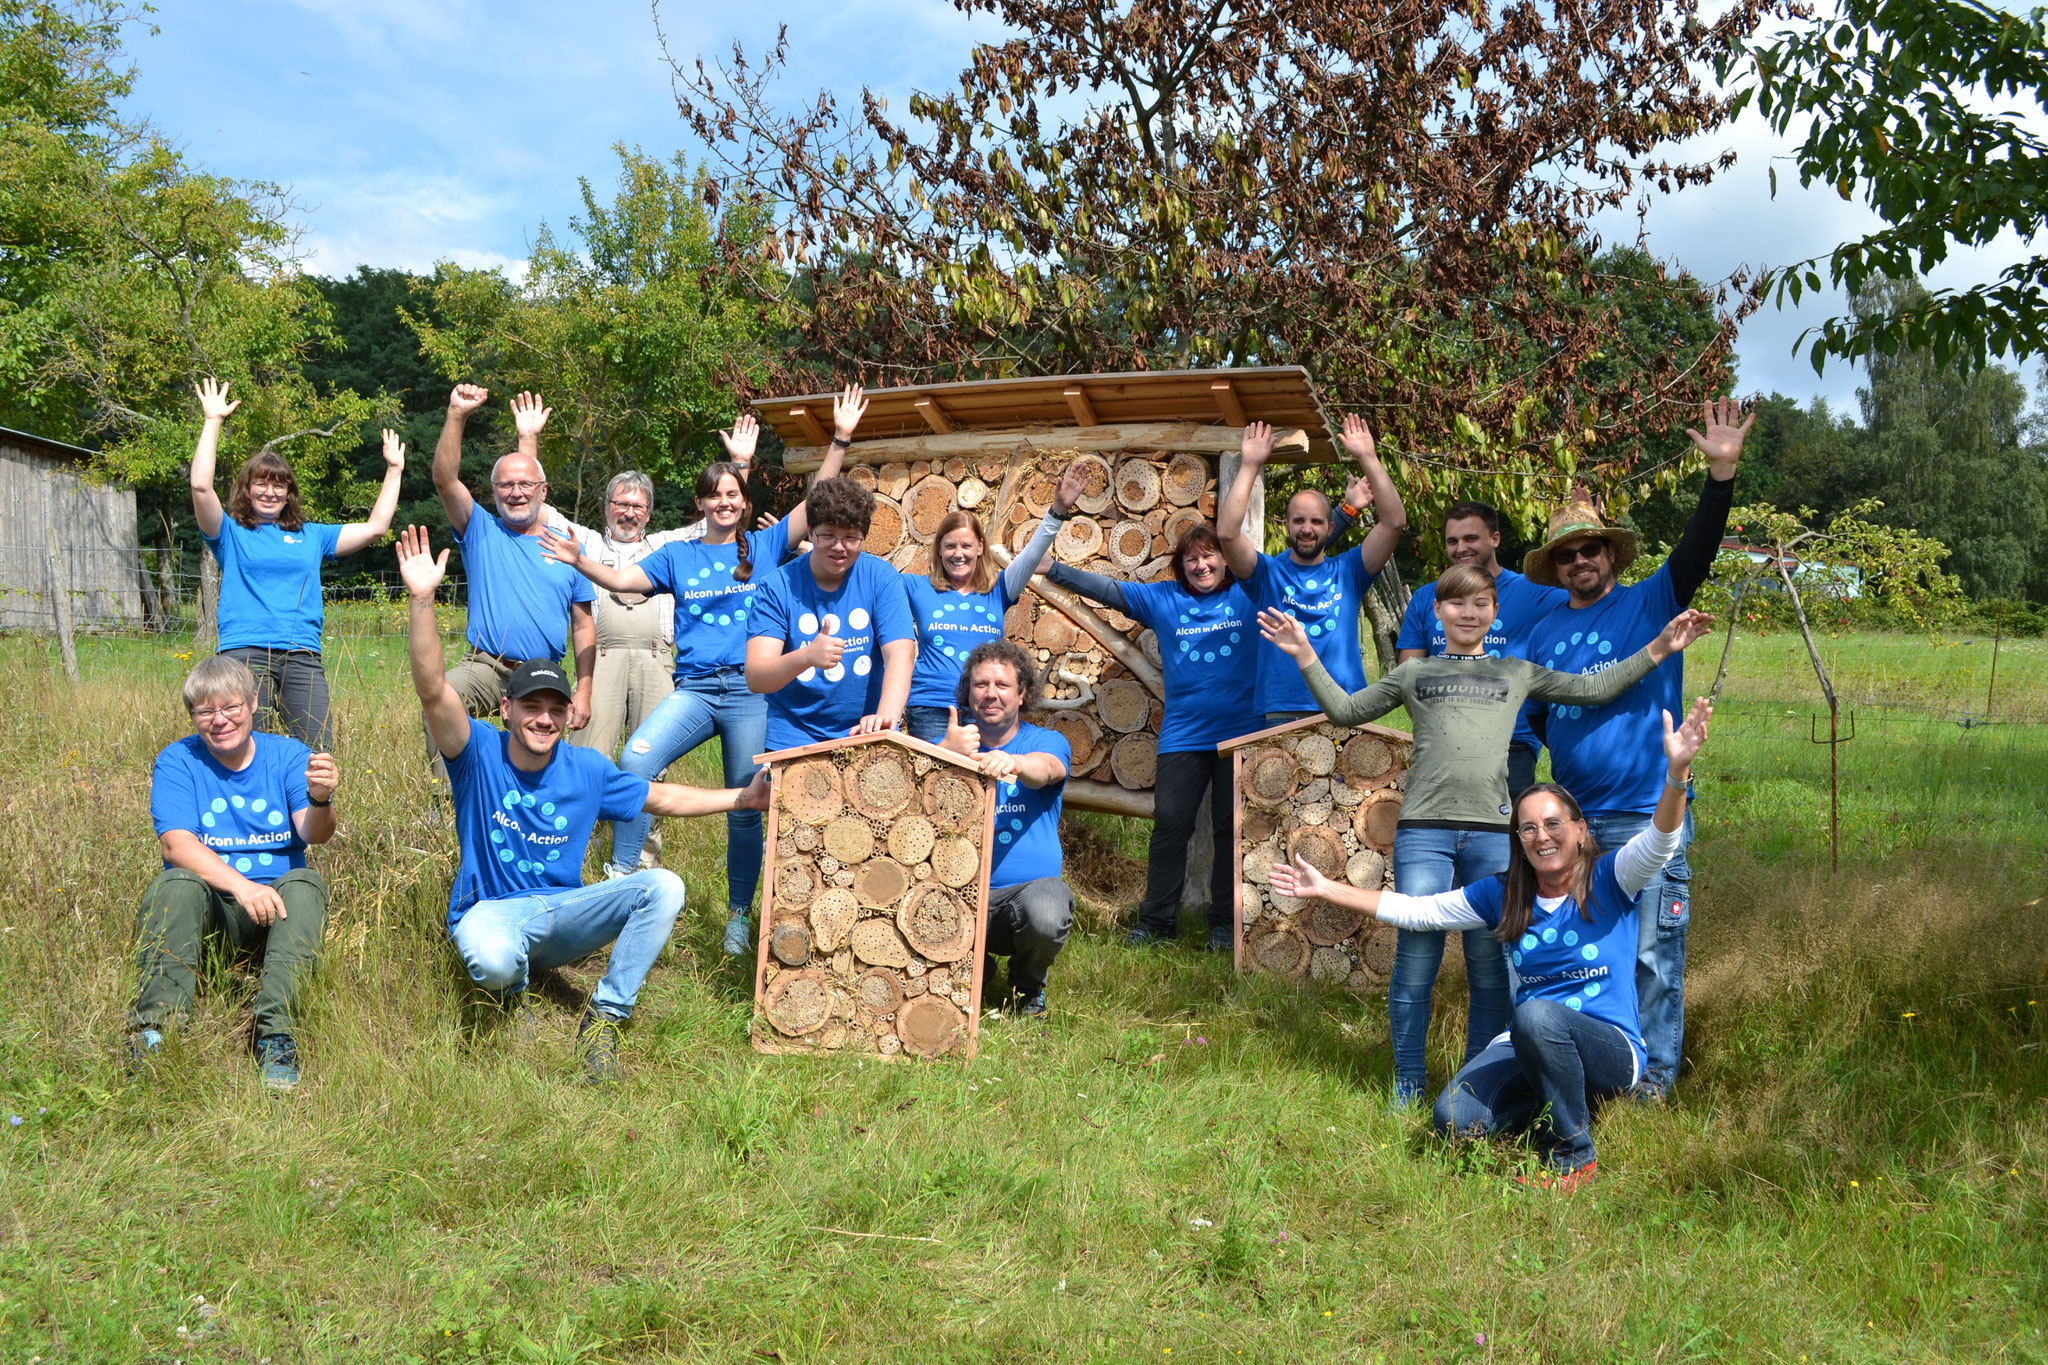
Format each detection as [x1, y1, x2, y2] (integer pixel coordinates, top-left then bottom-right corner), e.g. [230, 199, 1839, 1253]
[136, 546, 162, 627]
[196, 543, 220, 652]
[45, 527, 79, 683]
[1986, 601, 2004, 720]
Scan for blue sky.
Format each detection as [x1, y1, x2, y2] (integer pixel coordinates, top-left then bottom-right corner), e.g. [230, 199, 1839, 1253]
[124, 0, 2043, 412]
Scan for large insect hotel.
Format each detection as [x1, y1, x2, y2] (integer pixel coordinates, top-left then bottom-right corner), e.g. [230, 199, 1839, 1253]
[1222, 718, 1457, 993]
[753, 368, 1347, 822]
[751, 731, 997, 1060]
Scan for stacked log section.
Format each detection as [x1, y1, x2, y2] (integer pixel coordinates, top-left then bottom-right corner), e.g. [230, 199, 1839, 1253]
[1238, 721, 1413, 994]
[864, 497, 906, 556]
[1055, 517, 1103, 563]
[756, 741, 994, 1059]
[1070, 454, 1116, 515]
[1106, 520, 1151, 570]
[907, 476, 957, 542]
[875, 463, 912, 499]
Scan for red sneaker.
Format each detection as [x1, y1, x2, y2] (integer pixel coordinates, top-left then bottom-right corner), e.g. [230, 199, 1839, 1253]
[1516, 1161, 1598, 1194]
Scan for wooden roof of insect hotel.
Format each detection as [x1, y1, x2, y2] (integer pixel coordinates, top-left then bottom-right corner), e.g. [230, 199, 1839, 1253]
[753, 366, 1339, 470]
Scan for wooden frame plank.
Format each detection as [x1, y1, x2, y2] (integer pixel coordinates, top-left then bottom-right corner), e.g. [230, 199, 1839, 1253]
[1211, 379, 1248, 427]
[1217, 714, 1413, 753]
[789, 406, 829, 446]
[1063, 385, 1098, 427]
[782, 422, 1323, 473]
[914, 397, 954, 434]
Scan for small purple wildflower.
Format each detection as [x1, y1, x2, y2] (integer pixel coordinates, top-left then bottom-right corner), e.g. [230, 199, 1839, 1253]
[1196, 1036, 1208, 1044]
[7, 1116, 19, 1127]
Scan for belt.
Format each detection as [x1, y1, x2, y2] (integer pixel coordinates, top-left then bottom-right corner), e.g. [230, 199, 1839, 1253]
[466, 648, 526, 671]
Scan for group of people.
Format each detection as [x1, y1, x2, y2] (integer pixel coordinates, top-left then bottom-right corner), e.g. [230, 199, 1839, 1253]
[126, 375, 1754, 1187]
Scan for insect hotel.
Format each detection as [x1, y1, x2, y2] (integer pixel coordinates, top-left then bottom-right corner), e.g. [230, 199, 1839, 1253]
[1222, 717, 1454, 992]
[753, 368, 1340, 820]
[753, 731, 997, 1060]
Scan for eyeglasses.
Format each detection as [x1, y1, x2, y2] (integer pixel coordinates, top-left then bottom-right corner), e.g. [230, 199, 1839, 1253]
[1515, 816, 1578, 840]
[1550, 540, 1607, 566]
[608, 499, 649, 513]
[494, 480, 545, 495]
[192, 702, 248, 724]
[813, 530, 865, 549]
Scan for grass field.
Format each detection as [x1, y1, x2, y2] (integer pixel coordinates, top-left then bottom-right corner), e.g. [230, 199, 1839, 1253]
[1, 623, 2044, 1363]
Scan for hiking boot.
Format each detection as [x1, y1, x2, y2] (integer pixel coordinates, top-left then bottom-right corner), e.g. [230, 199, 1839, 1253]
[1204, 925, 1234, 953]
[722, 911, 753, 957]
[127, 1028, 164, 1073]
[1011, 990, 1048, 1018]
[255, 1034, 300, 1091]
[576, 1008, 625, 1086]
[1123, 926, 1172, 949]
[501, 989, 545, 1040]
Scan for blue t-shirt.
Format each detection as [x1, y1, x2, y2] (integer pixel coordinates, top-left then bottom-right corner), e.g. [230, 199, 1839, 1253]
[442, 717, 650, 928]
[748, 553, 917, 752]
[1120, 579, 1257, 752]
[1463, 850, 1645, 1065]
[987, 722, 1070, 888]
[903, 575, 1021, 710]
[149, 732, 311, 882]
[1527, 565, 1682, 815]
[1243, 546, 1376, 714]
[1396, 568, 1568, 752]
[203, 518, 342, 652]
[459, 510, 595, 661]
[640, 522, 791, 682]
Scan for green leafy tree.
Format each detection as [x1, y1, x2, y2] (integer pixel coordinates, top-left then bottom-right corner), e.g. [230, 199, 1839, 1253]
[1736, 0, 2048, 373]
[404, 146, 778, 524]
[0, 0, 385, 539]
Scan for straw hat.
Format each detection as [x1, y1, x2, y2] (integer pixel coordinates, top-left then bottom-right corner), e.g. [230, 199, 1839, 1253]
[1521, 496, 1640, 589]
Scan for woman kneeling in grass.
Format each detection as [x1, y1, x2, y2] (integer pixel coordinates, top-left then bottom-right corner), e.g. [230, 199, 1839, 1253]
[1270, 695, 1714, 1192]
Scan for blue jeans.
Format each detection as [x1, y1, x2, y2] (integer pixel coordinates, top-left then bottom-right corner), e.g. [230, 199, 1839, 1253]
[1432, 998, 1640, 1171]
[902, 705, 952, 746]
[1389, 826, 1513, 1099]
[1584, 806, 1693, 1095]
[451, 870, 686, 1020]
[609, 668, 767, 915]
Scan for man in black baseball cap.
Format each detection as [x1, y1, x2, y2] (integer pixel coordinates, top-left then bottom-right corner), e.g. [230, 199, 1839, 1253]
[397, 527, 770, 1084]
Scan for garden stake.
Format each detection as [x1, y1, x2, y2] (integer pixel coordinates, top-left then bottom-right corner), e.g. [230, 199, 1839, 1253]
[1809, 709, 1856, 874]
[1986, 601, 2003, 720]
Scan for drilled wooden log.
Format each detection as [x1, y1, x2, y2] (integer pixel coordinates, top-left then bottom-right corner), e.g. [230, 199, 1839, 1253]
[905, 476, 957, 541]
[1114, 458, 1162, 512]
[929, 835, 980, 888]
[1342, 733, 1397, 785]
[1288, 825, 1348, 879]
[1041, 709, 1101, 770]
[1055, 516, 1103, 562]
[764, 970, 831, 1035]
[896, 995, 968, 1058]
[864, 496, 905, 555]
[850, 919, 912, 968]
[1242, 748, 1299, 805]
[1346, 847, 1387, 888]
[887, 815, 936, 867]
[781, 759, 844, 823]
[855, 856, 911, 908]
[1162, 506, 1205, 554]
[809, 889, 860, 951]
[850, 748, 916, 819]
[1249, 926, 1310, 978]
[1034, 606, 1082, 652]
[1354, 789, 1402, 852]
[1070, 453, 1115, 515]
[922, 768, 985, 829]
[875, 462, 912, 498]
[1097, 678, 1151, 733]
[1106, 520, 1151, 570]
[822, 815, 874, 864]
[1302, 899, 1364, 947]
[1163, 453, 1208, 506]
[1021, 474, 1057, 517]
[899, 883, 975, 962]
[1295, 732, 1338, 776]
[775, 857, 817, 909]
[1110, 733, 1157, 789]
[846, 465, 878, 492]
[957, 475, 990, 509]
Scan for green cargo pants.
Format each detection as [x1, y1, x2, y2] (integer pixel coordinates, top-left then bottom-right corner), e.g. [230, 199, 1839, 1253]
[128, 867, 329, 1038]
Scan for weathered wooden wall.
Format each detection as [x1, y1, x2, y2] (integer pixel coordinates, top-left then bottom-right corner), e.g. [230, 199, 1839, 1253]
[0, 437, 142, 630]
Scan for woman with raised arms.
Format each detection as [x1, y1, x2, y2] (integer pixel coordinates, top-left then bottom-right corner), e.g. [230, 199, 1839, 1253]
[1258, 565, 1713, 1107]
[539, 386, 860, 956]
[1271, 695, 1716, 1191]
[187, 378, 406, 747]
[1044, 522, 1258, 952]
[899, 462, 1085, 745]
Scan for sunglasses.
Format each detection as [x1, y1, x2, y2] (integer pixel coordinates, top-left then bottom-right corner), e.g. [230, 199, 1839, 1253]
[1550, 540, 1608, 566]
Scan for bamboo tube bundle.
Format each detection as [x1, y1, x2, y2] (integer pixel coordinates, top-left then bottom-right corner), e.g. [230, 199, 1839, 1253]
[1229, 719, 1413, 995]
[755, 735, 995, 1060]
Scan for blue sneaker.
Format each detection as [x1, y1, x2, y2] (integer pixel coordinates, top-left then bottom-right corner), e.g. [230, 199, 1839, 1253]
[255, 1034, 300, 1091]
[722, 911, 753, 957]
[1388, 1080, 1424, 1113]
[1204, 925, 1235, 954]
[127, 1028, 164, 1072]
[1012, 990, 1048, 1018]
[1123, 927, 1172, 949]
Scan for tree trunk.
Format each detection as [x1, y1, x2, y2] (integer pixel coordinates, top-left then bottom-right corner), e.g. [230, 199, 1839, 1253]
[1363, 562, 1408, 674]
[197, 544, 220, 652]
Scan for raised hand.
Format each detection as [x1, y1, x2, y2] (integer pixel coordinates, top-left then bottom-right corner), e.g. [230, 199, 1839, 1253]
[1662, 695, 1713, 771]
[1685, 398, 1754, 478]
[448, 383, 488, 418]
[380, 429, 406, 469]
[756, 511, 778, 531]
[805, 625, 846, 671]
[304, 752, 339, 805]
[1653, 609, 1716, 659]
[537, 525, 583, 569]
[195, 377, 240, 422]
[941, 705, 981, 758]
[1240, 420, 1275, 467]
[1340, 412, 1378, 463]
[719, 412, 760, 463]
[1053, 459, 1088, 515]
[1257, 607, 1316, 665]
[395, 525, 449, 601]
[831, 384, 868, 442]
[1343, 472, 1373, 513]
[1267, 853, 1329, 902]
[511, 391, 551, 438]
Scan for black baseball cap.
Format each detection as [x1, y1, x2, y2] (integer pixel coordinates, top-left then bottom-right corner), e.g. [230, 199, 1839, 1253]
[504, 660, 573, 702]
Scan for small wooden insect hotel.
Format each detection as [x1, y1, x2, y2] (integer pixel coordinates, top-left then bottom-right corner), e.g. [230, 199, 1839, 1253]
[755, 368, 1339, 819]
[753, 731, 997, 1060]
[1223, 716, 1429, 991]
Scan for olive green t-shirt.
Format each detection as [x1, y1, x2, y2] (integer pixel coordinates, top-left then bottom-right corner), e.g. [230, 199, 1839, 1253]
[1301, 648, 1659, 830]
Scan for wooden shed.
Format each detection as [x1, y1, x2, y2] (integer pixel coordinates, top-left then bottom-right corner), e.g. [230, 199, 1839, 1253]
[753, 730, 998, 1061]
[0, 427, 143, 631]
[753, 367, 1340, 819]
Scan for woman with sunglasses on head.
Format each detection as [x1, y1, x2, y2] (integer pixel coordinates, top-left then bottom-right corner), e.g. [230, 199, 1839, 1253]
[1259, 568, 1714, 1108]
[1043, 521, 1259, 952]
[540, 387, 861, 956]
[187, 378, 406, 748]
[1271, 695, 1714, 1191]
[899, 462, 1086, 747]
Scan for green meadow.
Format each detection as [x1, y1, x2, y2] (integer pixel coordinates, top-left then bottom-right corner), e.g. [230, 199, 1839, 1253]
[0, 622, 2042, 1363]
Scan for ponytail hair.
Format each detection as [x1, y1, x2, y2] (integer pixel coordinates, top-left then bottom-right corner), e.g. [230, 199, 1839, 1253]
[695, 460, 755, 582]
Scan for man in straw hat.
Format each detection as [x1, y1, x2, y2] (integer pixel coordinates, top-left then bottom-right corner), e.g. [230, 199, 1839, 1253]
[1523, 397, 1752, 1100]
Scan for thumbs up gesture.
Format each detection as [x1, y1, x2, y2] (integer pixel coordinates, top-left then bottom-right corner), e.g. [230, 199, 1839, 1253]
[941, 705, 981, 758]
[804, 623, 846, 671]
